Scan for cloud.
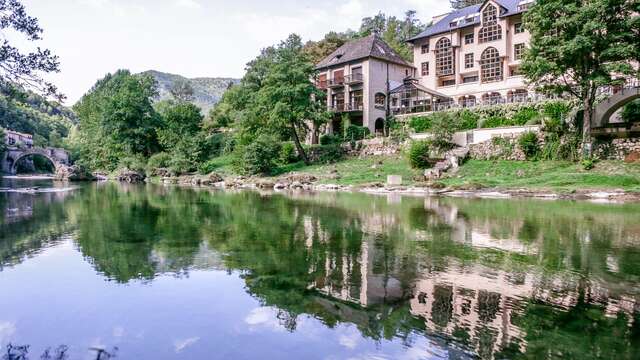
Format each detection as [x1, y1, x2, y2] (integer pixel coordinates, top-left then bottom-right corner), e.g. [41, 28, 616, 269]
[174, 337, 200, 353]
[176, 0, 202, 9]
[0, 322, 16, 345]
[244, 307, 285, 332]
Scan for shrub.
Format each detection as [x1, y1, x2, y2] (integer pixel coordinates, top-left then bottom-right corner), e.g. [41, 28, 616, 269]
[581, 158, 596, 171]
[233, 134, 282, 175]
[482, 116, 512, 128]
[430, 112, 457, 151]
[319, 134, 342, 145]
[278, 142, 299, 165]
[543, 101, 572, 123]
[169, 154, 196, 175]
[408, 141, 432, 169]
[308, 144, 344, 164]
[344, 125, 370, 141]
[458, 110, 479, 130]
[198, 158, 222, 175]
[118, 155, 147, 173]
[518, 132, 540, 160]
[146, 152, 171, 171]
[621, 99, 640, 122]
[491, 137, 515, 159]
[409, 116, 432, 132]
[512, 107, 539, 126]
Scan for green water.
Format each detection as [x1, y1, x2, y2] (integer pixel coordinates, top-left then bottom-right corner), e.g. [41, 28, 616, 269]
[1, 178, 639, 359]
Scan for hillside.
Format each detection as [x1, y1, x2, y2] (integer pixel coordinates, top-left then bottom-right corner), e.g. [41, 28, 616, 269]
[141, 70, 239, 113]
[0, 84, 77, 147]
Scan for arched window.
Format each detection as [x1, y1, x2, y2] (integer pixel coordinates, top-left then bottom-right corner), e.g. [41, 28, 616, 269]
[459, 95, 477, 108]
[478, 4, 502, 43]
[481, 47, 502, 83]
[374, 93, 386, 107]
[435, 38, 454, 76]
[482, 92, 503, 105]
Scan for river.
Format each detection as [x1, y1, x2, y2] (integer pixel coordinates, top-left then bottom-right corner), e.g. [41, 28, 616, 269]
[1, 178, 639, 359]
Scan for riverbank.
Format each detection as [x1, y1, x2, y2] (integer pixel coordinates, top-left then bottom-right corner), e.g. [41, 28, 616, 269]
[149, 156, 640, 202]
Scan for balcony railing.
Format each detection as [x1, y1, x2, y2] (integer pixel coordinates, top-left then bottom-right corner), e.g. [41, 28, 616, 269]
[345, 73, 364, 84]
[345, 102, 364, 112]
[391, 94, 560, 115]
[327, 77, 345, 88]
[329, 102, 363, 112]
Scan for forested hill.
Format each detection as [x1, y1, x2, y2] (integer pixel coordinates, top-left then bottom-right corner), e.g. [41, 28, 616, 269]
[0, 84, 77, 148]
[141, 70, 239, 113]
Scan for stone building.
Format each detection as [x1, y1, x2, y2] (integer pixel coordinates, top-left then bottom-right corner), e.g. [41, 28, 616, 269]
[397, 0, 534, 114]
[3, 129, 34, 148]
[315, 34, 415, 135]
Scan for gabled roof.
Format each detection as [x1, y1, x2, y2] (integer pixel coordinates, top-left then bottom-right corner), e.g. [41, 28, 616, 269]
[315, 34, 413, 70]
[408, 0, 528, 42]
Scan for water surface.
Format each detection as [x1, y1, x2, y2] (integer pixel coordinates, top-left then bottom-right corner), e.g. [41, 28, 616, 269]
[1, 179, 639, 359]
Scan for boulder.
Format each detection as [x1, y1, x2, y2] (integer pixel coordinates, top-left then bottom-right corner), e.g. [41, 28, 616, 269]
[624, 151, 640, 163]
[55, 165, 95, 181]
[116, 169, 146, 184]
[278, 173, 318, 185]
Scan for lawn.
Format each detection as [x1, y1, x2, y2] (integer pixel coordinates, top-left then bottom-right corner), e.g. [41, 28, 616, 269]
[440, 160, 640, 192]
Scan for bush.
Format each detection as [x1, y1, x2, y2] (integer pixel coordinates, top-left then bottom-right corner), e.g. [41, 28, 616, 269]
[278, 142, 299, 165]
[430, 112, 457, 151]
[319, 134, 342, 145]
[482, 116, 512, 128]
[518, 132, 540, 160]
[118, 155, 147, 173]
[512, 107, 540, 126]
[409, 116, 432, 132]
[621, 99, 640, 122]
[408, 141, 432, 169]
[458, 110, 480, 130]
[344, 125, 370, 141]
[308, 144, 344, 164]
[168, 154, 196, 175]
[146, 152, 171, 171]
[581, 158, 596, 171]
[233, 134, 282, 175]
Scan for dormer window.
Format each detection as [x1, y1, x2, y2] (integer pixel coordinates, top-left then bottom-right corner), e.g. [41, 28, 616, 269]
[482, 4, 498, 25]
[479, 4, 502, 43]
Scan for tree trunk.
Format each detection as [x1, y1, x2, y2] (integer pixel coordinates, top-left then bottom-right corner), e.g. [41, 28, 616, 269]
[290, 121, 310, 165]
[311, 122, 319, 145]
[582, 96, 593, 158]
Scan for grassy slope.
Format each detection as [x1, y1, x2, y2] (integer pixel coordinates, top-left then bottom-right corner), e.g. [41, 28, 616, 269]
[200, 154, 640, 192]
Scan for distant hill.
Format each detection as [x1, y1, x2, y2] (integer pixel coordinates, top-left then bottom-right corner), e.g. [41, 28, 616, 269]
[141, 70, 239, 113]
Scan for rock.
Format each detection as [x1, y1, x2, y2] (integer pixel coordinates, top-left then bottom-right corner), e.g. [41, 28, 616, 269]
[516, 169, 526, 178]
[290, 181, 303, 189]
[55, 165, 95, 181]
[624, 151, 640, 163]
[274, 183, 287, 190]
[116, 169, 146, 184]
[387, 175, 403, 186]
[278, 173, 318, 184]
[255, 181, 275, 189]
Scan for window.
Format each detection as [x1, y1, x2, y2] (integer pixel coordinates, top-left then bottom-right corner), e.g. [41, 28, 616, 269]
[479, 4, 502, 43]
[421, 44, 429, 54]
[514, 43, 525, 60]
[514, 22, 524, 34]
[442, 79, 456, 87]
[435, 38, 454, 76]
[449, 21, 457, 28]
[421, 62, 429, 76]
[463, 75, 478, 83]
[465, 53, 474, 69]
[481, 47, 503, 82]
[375, 93, 386, 107]
[510, 67, 522, 77]
[464, 33, 474, 44]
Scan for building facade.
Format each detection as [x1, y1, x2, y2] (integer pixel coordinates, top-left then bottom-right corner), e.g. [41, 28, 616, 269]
[397, 0, 534, 114]
[3, 129, 34, 148]
[315, 34, 415, 134]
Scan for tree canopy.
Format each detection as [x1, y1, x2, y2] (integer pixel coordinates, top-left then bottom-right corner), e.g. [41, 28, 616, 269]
[449, 0, 484, 9]
[521, 0, 639, 151]
[0, 0, 62, 100]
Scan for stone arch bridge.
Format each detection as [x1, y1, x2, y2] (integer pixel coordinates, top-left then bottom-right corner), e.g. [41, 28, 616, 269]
[592, 81, 640, 135]
[1, 146, 70, 175]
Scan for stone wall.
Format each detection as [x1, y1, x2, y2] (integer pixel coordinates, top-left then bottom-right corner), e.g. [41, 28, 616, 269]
[469, 134, 540, 161]
[347, 138, 402, 157]
[594, 138, 640, 161]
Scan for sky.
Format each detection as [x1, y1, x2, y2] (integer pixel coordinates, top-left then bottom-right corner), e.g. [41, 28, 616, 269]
[18, 0, 452, 105]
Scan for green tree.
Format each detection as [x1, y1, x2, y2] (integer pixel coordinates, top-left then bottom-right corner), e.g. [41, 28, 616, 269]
[156, 100, 206, 172]
[73, 70, 161, 171]
[0, 127, 6, 156]
[449, 0, 483, 9]
[258, 34, 329, 164]
[303, 31, 357, 65]
[359, 11, 425, 61]
[521, 0, 638, 155]
[169, 79, 195, 102]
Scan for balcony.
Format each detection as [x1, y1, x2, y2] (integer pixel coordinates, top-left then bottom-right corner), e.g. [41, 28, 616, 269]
[345, 73, 364, 85]
[329, 103, 345, 112]
[327, 77, 345, 88]
[329, 102, 363, 113]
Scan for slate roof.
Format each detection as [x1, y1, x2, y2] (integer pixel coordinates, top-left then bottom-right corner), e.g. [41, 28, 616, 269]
[408, 0, 528, 42]
[315, 34, 414, 70]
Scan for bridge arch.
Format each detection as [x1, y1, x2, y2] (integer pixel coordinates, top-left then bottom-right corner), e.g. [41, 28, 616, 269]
[9, 149, 63, 175]
[593, 86, 640, 128]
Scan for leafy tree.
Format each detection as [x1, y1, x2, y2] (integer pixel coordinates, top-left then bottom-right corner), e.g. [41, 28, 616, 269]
[303, 31, 357, 65]
[258, 34, 329, 164]
[169, 79, 195, 102]
[73, 70, 161, 171]
[521, 0, 638, 155]
[0, 127, 6, 156]
[0, 0, 62, 100]
[359, 11, 425, 61]
[156, 100, 206, 173]
[449, 0, 483, 9]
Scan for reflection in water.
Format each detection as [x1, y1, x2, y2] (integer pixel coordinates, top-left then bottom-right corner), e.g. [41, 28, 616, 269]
[1, 180, 640, 359]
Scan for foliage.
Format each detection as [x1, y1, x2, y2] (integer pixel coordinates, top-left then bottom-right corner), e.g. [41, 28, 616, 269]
[408, 140, 431, 169]
[156, 100, 207, 173]
[512, 108, 540, 126]
[429, 112, 457, 151]
[621, 99, 640, 123]
[233, 134, 282, 175]
[117, 155, 147, 173]
[409, 116, 431, 133]
[344, 125, 370, 142]
[521, 0, 638, 149]
[307, 144, 345, 164]
[0, 127, 6, 155]
[319, 134, 342, 145]
[358, 11, 426, 61]
[146, 152, 171, 173]
[449, 0, 484, 9]
[581, 158, 596, 171]
[169, 79, 194, 102]
[278, 142, 299, 165]
[303, 31, 357, 64]
[491, 137, 515, 159]
[72, 70, 162, 171]
[518, 132, 540, 160]
[481, 116, 512, 129]
[458, 109, 480, 130]
[0, 0, 62, 99]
